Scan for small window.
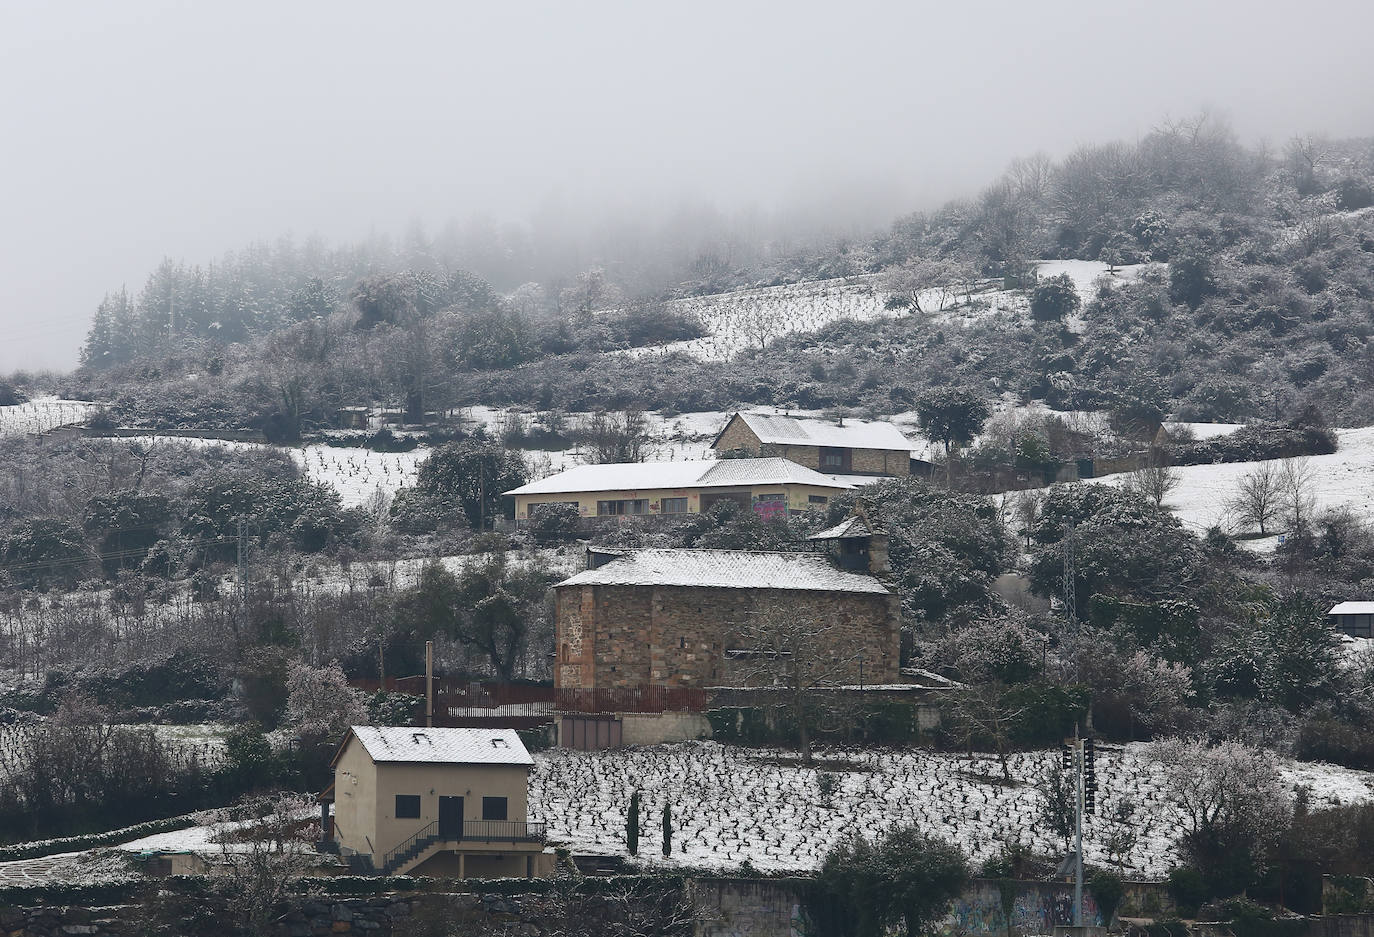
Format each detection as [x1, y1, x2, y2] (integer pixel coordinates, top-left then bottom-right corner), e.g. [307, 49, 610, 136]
[395, 795, 421, 819]
[661, 497, 689, 514]
[808, 495, 828, 504]
[482, 796, 508, 821]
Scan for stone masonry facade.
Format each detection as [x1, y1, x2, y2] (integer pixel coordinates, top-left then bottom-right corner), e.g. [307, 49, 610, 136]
[713, 417, 909, 475]
[555, 583, 901, 690]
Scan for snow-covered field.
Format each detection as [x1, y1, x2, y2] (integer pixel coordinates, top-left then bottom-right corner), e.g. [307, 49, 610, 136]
[106, 435, 427, 509]
[612, 260, 1156, 363]
[296, 444, 426, 507]
[615, 276, 892, 362]
[0, 397, 94, 438]
[529, 741, 1374, 876]
[1092, 426, 1374, 546]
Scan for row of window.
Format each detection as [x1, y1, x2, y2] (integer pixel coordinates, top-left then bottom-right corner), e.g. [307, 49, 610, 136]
[395, 795, 507, 820]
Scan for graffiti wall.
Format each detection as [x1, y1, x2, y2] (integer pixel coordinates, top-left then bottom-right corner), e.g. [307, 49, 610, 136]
[689, 876, 1166, 937]
[942, 881, 1101, 937]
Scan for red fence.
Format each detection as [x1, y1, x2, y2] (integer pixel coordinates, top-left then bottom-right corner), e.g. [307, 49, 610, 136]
[555, 685, 706, 714]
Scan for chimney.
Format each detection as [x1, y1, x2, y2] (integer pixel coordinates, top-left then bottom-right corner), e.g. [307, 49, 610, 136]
[867, 532, 890, 576]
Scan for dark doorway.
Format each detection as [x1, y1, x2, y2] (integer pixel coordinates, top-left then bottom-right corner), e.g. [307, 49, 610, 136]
[438, 796, 463, 838]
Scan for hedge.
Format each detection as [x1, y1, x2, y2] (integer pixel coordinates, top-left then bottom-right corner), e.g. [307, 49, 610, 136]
[1167, 421, 1337, 466]
[0, 812, 201, 863]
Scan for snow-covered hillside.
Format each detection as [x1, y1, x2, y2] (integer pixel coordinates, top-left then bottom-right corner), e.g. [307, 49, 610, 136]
[614, 260, 1157, 363]
[1091, 426, 1374, 547]
[529, 741, 1373, 876]
[0, 397, 94, 439]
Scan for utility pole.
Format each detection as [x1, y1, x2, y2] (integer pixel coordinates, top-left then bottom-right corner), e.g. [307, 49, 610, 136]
[425, 640, 434, 728]
[1062, 731, 1097, 928]
[1061, 520, 1077, 626]
[236, 517, 248, 604]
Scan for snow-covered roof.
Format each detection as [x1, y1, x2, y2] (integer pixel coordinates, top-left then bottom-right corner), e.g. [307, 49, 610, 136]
[808, 516, 872, 540]
[1330, 601, 1374, 615]
[345, 726, 533, 767]
[505, 458, 851, 496]
[559, 548, 890, 594]
[719, 412, 913, 452]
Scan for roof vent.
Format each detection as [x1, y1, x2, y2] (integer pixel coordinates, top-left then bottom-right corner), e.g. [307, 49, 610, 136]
[491, 738, 509, 748]
[412, 732, 431, 745]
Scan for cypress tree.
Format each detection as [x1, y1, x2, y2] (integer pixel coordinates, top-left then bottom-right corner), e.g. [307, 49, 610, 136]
[626, 790, 640, 856]
[661, 802, 672, 858]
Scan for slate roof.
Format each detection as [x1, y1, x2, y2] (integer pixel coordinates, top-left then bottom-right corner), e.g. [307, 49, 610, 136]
[558, 548, 891, 594]
[505, 458, 851, 496]
[1330, 601, 1374, 615]
[807, 516, 873, 540]
[719, 412, 913, 452]
[346, 726, 533, 767]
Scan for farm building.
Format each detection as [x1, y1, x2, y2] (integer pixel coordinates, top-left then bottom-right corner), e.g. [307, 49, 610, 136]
[323, 726, 554, 878]
[505, 457, 851, 525]
[553, 535, 900, 697]
[711, 411, 914, 477]
[1329, 601, 1374, 638]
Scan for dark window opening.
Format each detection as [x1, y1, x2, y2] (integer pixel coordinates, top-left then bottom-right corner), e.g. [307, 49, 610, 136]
[661, 497, 689, 514]
[482, 796, 508, 820]
[819, 447, 851, 471]
[395, 795, 421, 819]
[597, 499, 649, 516]
[808, 494, 828, 504]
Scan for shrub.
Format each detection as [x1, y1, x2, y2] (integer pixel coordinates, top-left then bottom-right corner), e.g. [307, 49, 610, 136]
[1030, 274, 1081, 322]
[1167, 421, 1337, 465]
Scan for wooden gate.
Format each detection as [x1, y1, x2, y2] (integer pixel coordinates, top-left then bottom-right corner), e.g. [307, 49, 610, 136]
[560, 715, 623, 751]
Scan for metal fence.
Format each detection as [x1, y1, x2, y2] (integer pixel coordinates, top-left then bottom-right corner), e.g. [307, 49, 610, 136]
[555, 684, 706, 714]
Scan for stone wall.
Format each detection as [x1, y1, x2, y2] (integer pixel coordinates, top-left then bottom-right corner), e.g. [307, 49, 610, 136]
[0, 877, 1198, 937]
[712, 417, 909, 476]
[556, 583, 901, 691]
[713, 418, 765, 455]
[620, 711, 714, 745]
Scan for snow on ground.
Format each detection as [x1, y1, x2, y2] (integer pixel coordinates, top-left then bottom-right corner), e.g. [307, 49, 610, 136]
[0, 397, 95, 438]
[609, 261, 1157, 364]
[109, 435, 427, 509]
[292, 548, 580, 595]
[1090, 426, 1374, 544]
[614, 276, 894, 363]
[529, 741, 1374, 876]
[296, 444, 426, 507]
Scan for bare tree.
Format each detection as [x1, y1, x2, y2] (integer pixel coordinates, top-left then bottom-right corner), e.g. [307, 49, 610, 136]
[730, 604, 861, 766]
[1147, 737, 1294, 871]
[1279, 457, 1318, 533]
[1014, 490, 1043, 548]
[946, 681, 1028, 783]
[882, 258, 967, 314]
[1228, 461, 1284, 536]
[582, 410, 654, 464]
[1123, 458, 1180, 507]
[209, 791, 319, 937]
[539, 876, 695, 937]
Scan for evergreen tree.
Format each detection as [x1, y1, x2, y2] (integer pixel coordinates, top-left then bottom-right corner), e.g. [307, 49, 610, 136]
[626, 790, 640, 856]
[661, 802, 672, 858]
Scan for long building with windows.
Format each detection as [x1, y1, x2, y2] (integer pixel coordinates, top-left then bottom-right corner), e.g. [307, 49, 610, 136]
[505, 457, 852, 525]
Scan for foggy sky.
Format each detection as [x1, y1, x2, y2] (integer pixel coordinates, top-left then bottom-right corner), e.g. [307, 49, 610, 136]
[3, 0, 1372, 372]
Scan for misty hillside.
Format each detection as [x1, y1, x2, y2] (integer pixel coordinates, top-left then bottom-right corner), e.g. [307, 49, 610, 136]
[57, 118, 1374, 437]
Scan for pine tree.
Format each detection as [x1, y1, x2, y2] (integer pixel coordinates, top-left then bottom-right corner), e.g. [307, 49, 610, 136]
[661, 803, 672, 858]
[626, 790, 640, 856]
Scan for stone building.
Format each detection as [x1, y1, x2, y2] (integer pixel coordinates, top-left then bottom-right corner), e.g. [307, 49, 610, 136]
[553, 536, 900, 694]
[711, 411, 915, 477]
